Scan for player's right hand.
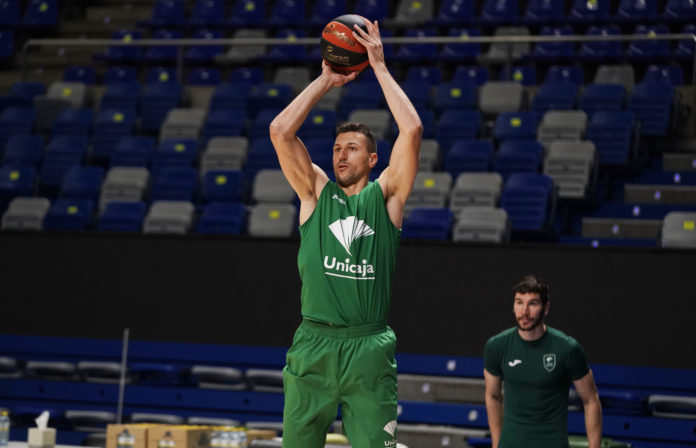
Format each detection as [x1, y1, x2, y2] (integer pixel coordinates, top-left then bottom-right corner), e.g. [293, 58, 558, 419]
[321, 60, 359, 86]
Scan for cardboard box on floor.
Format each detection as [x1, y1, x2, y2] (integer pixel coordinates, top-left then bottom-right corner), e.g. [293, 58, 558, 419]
[147, 426, 212, 448]
[106, 424, 162, 448]
[245, 429, 277, 444]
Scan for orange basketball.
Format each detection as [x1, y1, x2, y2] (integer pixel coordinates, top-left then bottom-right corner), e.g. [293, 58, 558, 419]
[320, 14, 370, 75]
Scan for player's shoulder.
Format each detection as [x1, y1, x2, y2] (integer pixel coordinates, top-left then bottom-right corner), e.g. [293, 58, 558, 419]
[486, 327, 517, 347]
[546, 326, 582, 349]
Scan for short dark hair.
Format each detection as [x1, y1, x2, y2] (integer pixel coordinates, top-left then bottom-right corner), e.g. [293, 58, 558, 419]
[513, 275, 550, 305]
[336, 122, 377, 154]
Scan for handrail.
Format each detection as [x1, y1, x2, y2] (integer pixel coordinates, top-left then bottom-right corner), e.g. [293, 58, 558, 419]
[20, 32, 696, 84]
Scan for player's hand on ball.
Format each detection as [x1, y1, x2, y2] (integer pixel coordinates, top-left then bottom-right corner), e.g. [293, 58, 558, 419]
[352, 20, 385, 68]
[321, 60, 359, 86]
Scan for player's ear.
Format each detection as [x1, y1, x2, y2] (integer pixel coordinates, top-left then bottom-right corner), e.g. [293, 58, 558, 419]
[368, 151, 377, 168]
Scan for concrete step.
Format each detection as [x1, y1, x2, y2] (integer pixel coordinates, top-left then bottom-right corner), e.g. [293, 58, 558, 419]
[624, 184, 696, 204]
[582, 217, 662, 239]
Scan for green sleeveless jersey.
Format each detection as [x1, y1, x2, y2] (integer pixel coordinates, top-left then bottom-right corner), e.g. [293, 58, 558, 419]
[297, 181, 401, 327]
[484, 326, 590, 448]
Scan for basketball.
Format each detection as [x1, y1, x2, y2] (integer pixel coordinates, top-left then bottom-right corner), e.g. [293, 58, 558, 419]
[320, 14, 370, 75]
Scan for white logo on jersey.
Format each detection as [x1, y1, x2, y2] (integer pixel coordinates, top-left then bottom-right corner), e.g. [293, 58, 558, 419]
[328, 216, 374, 256]
[331, 194, 346, 205]
[383, 420, 397, 437]
[543, 353, 556, 372]
[508, 359, 522, 367]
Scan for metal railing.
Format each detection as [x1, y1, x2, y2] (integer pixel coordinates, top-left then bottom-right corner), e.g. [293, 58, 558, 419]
[20, 32, 696, 84]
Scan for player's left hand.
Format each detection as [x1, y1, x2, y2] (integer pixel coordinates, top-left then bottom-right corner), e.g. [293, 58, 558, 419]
[352, 19, 385, 69]
[321, 60, 359, 86]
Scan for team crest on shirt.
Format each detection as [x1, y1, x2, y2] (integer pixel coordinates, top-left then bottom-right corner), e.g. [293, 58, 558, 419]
[543, 353, 556, 372]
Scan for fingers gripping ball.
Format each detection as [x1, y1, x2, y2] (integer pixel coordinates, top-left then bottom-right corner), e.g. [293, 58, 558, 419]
[320, 14, 370, 75]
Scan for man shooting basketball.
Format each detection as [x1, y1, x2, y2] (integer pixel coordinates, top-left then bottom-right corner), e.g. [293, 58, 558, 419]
[269, 18, 422, 448]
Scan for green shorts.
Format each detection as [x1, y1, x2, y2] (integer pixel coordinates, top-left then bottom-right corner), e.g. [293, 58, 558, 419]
[281, 319, 398, 448]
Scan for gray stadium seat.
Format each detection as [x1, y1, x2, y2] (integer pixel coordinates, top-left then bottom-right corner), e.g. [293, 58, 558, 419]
[419, 139, 440, 172]
[0, 357, 21, 379]
[398, 424, 488, 448]
[200, 137, 249, 174]
[185, 86, 215, 110]
[25, 360, 79, 380]
[160, 108, 207, 140]
[648, 394, 696, 419]
[130, 413, 184, 425]
[248, 203, 297, 237]
[187, 416, 242, 426]
[405, 172, 453, 215]
[661, 212, 696, 248]
[398, 374, 485, 403]
[190, 365, 246, 390]
[478, 26, 531, 63]
[246, 369, 284, 393]
[453, 207, 509, 243]
[35, 82, 88, 132]
[389, 0, 435, 25]
[479, 81, 524, 114]
[252, 169, 295, 203]
[142, 201, 195, 235]
[1, 197, 51, 231]
[216, 29, 267, 64]
[315, 86, 343, 111]
[273, 67, 311, 95]
[594, 65, 635, 93]
[543, 141, 596, 199]
[77, 361, 131, 384]
[450, 172, 503, 212]
[537, 110, 588, 148]
[99, 167, 149, 210]
[65, 410, 116, 432]
[348, 109, 392, 140]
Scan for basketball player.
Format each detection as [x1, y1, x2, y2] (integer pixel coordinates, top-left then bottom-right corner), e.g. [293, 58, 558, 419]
[268, 19, 422, 448]
[484, 275, 603, 448]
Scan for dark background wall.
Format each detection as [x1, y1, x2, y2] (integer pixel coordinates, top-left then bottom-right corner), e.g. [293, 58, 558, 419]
[2, 233, 695, 369]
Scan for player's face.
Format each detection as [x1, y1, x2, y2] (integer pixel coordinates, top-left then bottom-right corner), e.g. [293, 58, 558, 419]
[513, 292, 548, 332]
[333, 132, 377, 188]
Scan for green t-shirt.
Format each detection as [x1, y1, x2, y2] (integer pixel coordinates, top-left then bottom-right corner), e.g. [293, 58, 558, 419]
[484, 326, 590, 448]
[297, 181, 401, 326]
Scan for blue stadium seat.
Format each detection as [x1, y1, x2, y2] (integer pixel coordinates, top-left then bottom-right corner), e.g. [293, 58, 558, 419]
[140, 82, 182, 132]
[298, 110, 338, 139]
[229, 67, 264, 86]
[674, 24, 696, 61]
[402, 207, 453, 240]
[396, 29, 438, 62]
[615, 0, 657, 23]
[144, 29, 182, 64]
[587, 111, 635, 165]
[187, 68, 222, 86]
[63, 66, 96, 85]
[494, 111, 539, 142]
[0, 107, 36, 148]
[248, 83, 294, 118]
[101, 30, 144, 64]
[92, 109, 137, 161]
[625, 25, 670, 61]
[103, 66, 138, 85]
[202, 109, 246, 142]
[40, 136, 88, 190]
[202, 170, 245, 203]
[339, 82, 383, 118]
[60, 166, 105, 200]
[261, 29, 308, 63]
[98, 201, 147, 232]
[227, 0, 267, 26]
[151, 167, 198, 202]
[544, 65, 584, 86]
[0, 0, 20, 28]
[527, 26, 574, 61]
[0, 30, 12, 61]
[354, 0, 390, 21]
[569, 0, 611, 23]
[110, 136, 157, 168]
[531, 82, 578, 115]
[305, 138, 334, 172]
[394, 82, 428, 110]
[51, 108, 93, 137]
[245, 139, 280, 179]
[188, 0, 226, 27]
[452, 66, 489, 86]
[522, 0, 565, 24]
[628, 83, 673, 136]
[430, 0, 475, 25]
[642, 65, 683, 86]
[3, 135, 44, 167]
[268, 0, 306, 25]
[500, 173, 554, 231]
[309, 0, 347, 26]
[579, 84, 625, 117]
[440, 28, 482, 61]
[22, 0, 58, 28]
[433, 81, 477, 113]
[140, 0, 186, 28]
[146, 67, 178, 84]
[498, 65, 536, 86]
[100, 83, 140, 111]
[185, 29, 224, 63]
[153, 139, 198, 170]
[250, 108, 282, 139]
[210, 82, 250, 110]
[0, 82, 45, 112]
[43, 198, 95, 231]
[494, 140, 543, 180]
[406, 66, 443, 86]
[444, 139, 494, 176]
[479, 0, 519, 24]
[394, 107, 435, 139]
[0, 164, 36, 206]
[196, 202, 246, 234]
[435, 109, 481, 152]
[664, 0, 696, 21]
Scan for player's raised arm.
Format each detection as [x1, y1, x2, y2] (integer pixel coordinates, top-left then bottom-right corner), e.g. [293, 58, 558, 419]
[269, 64, 358, 222]
[352, 20, 423, 227]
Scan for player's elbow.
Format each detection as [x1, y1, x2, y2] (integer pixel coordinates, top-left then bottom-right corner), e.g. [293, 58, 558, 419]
[269, 118, 293, 141]
[402, 120, 423, 139]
